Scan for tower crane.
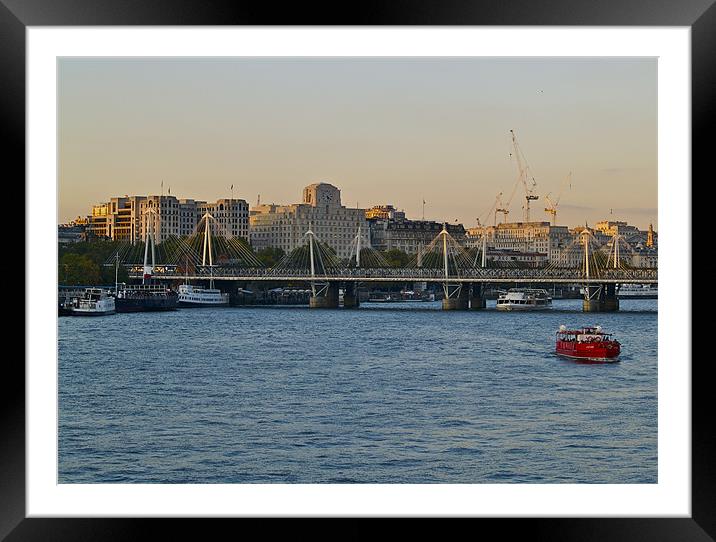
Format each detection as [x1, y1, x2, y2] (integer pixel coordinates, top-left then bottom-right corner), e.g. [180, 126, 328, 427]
[495, 192, 509, 225]
[478, 192, 506, 227]
[509, 129, 539, 222]
[544, 171, 572, 225]
[500, 168, 521, 224]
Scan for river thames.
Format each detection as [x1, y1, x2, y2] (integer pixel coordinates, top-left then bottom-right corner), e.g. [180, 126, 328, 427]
[58, 298, 657, 484]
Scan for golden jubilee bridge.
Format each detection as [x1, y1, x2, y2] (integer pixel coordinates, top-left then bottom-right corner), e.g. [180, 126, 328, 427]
[109, 214, 657, 311]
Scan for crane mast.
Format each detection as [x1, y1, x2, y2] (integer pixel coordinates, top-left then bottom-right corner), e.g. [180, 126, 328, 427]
[477, 192, 507, 227]
[509, 129, 539, 222]
[544, 171, 572, 225]
[495, 192, 509, 225]
[544, 195, 558, 225]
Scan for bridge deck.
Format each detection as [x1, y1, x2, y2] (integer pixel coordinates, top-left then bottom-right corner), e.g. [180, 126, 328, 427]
[129, 267, 658, 284]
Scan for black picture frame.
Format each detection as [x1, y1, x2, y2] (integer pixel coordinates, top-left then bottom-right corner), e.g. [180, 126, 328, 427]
[9, 0, 704, 538]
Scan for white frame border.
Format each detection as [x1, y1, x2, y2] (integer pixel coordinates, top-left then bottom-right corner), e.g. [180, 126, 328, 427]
[27, 26, 690, 517]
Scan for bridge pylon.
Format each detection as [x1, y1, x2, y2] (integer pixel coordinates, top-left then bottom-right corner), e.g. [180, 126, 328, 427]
[469, 283, 486, 309]
[341, 224, 362, 308]
[305, 226, 339, 308]
[309, 281, 340, 308]
[342, 281, 360, 308]
[583, 283, 619, 312]
[439, 224, 471, 310]
[442, 283, 469, 310]
[579, 229, 619, 311]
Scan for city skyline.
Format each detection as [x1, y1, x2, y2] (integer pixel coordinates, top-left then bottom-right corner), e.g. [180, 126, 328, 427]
[67, 184, 656, 233]
[59, 57, 657, 229]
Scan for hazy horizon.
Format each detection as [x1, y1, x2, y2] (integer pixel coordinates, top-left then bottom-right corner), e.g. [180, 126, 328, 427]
[58, 57, 657, 230]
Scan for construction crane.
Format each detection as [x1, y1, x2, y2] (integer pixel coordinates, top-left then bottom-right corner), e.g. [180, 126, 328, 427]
[509, 129, 539, 222]
[501, 167, 522, 223]
[495, 192, 509, 225]
[544, 171, 572, 225]
[478, 192, 506, 227]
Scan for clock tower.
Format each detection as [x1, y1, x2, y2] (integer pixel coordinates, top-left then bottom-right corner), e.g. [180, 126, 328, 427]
[303, 182, 341, 207]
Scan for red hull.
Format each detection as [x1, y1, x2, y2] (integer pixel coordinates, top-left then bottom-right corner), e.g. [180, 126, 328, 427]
[556, 339, 620, 361]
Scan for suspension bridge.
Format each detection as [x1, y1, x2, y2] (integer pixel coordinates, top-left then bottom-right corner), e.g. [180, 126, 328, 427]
[107, 212, 657, 312]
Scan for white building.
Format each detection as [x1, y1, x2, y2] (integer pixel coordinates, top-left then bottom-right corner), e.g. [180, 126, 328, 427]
[631, 246, 658, 268]
[88, 194, 249, 243]
[198, 198, 249, 240]
[369, 218, 466, 254]
[249, 182, 369, 259]
[466, 221, 572, 261]
[594, 220, 641, 237]
[487, 248, 548, 267]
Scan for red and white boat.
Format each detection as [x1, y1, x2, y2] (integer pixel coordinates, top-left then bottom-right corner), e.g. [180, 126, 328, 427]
[555, 325, 621, 362]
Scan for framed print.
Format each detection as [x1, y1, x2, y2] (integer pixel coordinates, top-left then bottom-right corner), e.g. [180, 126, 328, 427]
[9, 0, 706, 539]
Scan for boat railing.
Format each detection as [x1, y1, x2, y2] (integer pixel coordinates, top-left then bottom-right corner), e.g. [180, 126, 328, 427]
[119, 283, 171, 291]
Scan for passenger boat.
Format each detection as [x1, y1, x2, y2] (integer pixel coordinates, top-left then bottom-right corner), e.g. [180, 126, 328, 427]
[69, 288, 115, 316]
[58, 301, 74, 316]
[176, 251, 229, 307]
[177, 283, 229, 307]
[555, 325, 621, 362]
[115, 283, 178, 312]
[496, 288, 552, 310]
[617, 284, 658, 299]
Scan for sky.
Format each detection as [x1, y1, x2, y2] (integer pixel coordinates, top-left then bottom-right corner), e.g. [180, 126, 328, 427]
[58, 57, 657, 230]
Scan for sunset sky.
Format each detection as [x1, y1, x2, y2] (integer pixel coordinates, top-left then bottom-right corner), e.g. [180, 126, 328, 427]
[58, 57, 657, 230]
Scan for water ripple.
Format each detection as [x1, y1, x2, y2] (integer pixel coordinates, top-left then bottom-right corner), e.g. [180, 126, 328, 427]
[59, 298, 657, 483]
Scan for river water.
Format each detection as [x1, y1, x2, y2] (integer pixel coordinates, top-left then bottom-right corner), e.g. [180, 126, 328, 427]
[58, 298, 657, 484]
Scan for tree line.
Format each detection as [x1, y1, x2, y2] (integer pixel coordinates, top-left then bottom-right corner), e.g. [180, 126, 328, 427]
[58, 240, 418, 286]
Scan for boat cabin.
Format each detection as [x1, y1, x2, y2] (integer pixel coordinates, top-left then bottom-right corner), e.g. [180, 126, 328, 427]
[556, 326, 615, 343]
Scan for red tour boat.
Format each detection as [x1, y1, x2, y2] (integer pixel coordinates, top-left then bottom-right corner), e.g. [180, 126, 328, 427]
[555, 325, 621, 362]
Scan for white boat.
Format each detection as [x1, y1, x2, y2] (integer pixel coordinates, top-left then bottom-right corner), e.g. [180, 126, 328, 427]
[496, 288, 552, 311]
[177, 283, 229, 307]
[176, 249, 229, 307]
[70, 288, 116, 316]
[617, 284, 658, 299]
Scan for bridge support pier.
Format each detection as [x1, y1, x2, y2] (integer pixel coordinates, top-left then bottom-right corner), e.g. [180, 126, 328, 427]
[583, 283, 619, 312]
[442, 284, 469, 310]
[469, 283, 486, 309]
[342, 282, 360, 308]
[309, 281, 340, 309]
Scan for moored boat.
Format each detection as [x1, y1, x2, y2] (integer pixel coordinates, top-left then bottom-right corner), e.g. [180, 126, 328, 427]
[496, 288, 552, 310]
[617, 284, 658, 299]
[115, 284, 178, 312]
[70, 288, 115, 316]
[177, 283, 229, 307]
[555, 325, 621, 362]
[113, 208, 178, 313]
